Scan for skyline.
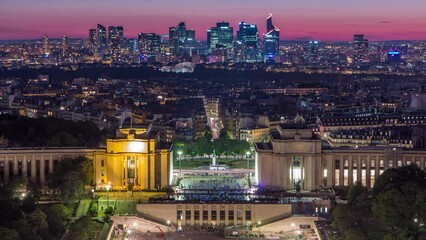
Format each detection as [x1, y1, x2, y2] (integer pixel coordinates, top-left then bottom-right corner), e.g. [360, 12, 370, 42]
[1, 0, 426, 41]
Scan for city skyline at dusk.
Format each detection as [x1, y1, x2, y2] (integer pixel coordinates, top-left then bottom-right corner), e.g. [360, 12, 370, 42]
[1, 0, 426, 41]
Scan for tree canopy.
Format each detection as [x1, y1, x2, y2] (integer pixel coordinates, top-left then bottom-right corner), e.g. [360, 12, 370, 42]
[0, 115, 102, 147]
[332, 165, 426, 240]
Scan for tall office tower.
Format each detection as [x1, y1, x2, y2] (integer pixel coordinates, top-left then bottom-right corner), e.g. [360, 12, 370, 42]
[308, 41, 319, 63]
[169, 26, 177, 54]
[207, 22, 233, 50]
[89, 29, 97, 46]
[353, 34, 369, 63]
[387, 50, 401, 63]
[62, 35, 68, 55]
[108, 26, 121, 49]
[169, 22, 188, 55]
[97, 24, 107, 49]
[42, 35, 50, 54]
[186, 29, 195, 43]
[263, 13, 280, 61]
[237, 21, 260, 62]
[138, 33, 161, 61]
[117, 26, 124, 38]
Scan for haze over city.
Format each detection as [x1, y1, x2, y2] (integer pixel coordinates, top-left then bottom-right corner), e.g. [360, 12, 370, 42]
[1, 0, 426, 41]
[1, 1, 426, 240]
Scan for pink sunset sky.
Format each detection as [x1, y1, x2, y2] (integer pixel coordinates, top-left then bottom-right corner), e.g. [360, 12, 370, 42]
[1, 0, 425, 41]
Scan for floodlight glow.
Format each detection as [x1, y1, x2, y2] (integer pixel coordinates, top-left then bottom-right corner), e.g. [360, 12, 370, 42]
[128, 142, 144, 152]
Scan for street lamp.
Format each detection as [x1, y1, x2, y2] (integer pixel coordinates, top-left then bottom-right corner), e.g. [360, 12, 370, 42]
[258, 221, 261, 237]
[291, 223, 295, 235]
[177, 151, 183, 177]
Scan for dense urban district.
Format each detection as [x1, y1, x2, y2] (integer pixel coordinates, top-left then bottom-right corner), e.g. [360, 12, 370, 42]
[1, 15, 426, 240]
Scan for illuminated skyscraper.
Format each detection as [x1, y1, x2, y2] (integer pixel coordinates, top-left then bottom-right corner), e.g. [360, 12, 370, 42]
[207, 22, 233, 50]
[387, 50, 401, 63]
[108, 26, 121, 49]
[97, 24, 107, 49]
[62, 35, 68, 56]
[42, 35, 50, 54]
[263, 13, 280, 61]
[353, 34, 369, 63]
[169, 26, 177, 54]
[138, 33, 161, 61]
[169, 22, 193, 55]
[89, 29, 97, 46]
[117, 26, 124, 38]
[308, 41, 319, 63]
[237, 21, 260, 62]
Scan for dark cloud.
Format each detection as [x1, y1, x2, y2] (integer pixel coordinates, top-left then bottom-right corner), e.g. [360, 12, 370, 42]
[379, 21, 391, 24]
[290, 36, 316, 41]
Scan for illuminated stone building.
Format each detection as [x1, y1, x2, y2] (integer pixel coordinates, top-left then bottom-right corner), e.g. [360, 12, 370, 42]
[0, 127, 172, 190]
[92, 127, 172, 189]
[255, 123, 426, 190]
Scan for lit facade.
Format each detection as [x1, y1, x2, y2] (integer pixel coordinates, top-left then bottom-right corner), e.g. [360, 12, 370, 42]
[263, 13, 280, 61]
[97, 24, 107, 49]
[237, 21, 260, 62]
[0, 127, 172, 190]
[92, 127, 172, 190]
[255, 124, 426, 190]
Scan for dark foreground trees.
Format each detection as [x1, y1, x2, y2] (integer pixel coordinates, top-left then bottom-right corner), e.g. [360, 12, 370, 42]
[47, 157, 94, 202]
[0, 115, 102, 147]
[332, 165, 426, 240]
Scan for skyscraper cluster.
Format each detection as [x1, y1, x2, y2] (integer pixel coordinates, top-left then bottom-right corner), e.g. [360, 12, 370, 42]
[89, 24, 124, 51]
[84, 14, 281, 63]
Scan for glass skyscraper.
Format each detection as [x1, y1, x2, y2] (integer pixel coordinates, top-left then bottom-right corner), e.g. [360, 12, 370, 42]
[138, 32, 161, 61]
[237, 21, 260, 62]
[263, 13, 280, 61]
[97, 24, 107, 49]
[353, 34, 369, 63]
[108, 26, 121, 49]
[207, 22, 233, 50]
[89, 29, 97, 46]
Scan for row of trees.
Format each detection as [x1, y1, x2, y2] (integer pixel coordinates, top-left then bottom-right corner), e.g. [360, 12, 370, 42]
[0, 183, 72, 240]
[0, 115, 104, 147]
[0, 157, 94, 240]
[47, 157, 94, 202]
[174, 128, 251, 159]
[332, 165, 426, 240]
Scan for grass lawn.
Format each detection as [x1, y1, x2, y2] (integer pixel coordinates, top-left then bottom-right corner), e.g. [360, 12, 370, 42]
[173, 158, 255, 169]
[87, 220, 104, 240]
[114, 200, 137, 215]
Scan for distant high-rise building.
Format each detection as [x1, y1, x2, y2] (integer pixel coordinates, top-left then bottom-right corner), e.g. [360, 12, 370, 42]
[169, 26, 177, 54]
[169, 22, 193, 56]
[186, 29, 195, 42]
[308, 41, 319, 63]
[89, 29, 97, 46]
[237, 21, 260, 62]
[108, 26, 121, 49]
[42, 35, 50, 54]
[353, 34, 369, 63]
[62, 35, 68, 55]
[117, 26, 124, 38]
[97, 24, 107, 49]
[263, 13, 280, 61]
[138, 33, 161, 61]
[207, 22, 233, 50]
[387, 50, 401, 63]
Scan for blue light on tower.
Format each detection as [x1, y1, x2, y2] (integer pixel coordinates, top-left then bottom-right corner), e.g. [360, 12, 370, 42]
[387, 50, 401, 63]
